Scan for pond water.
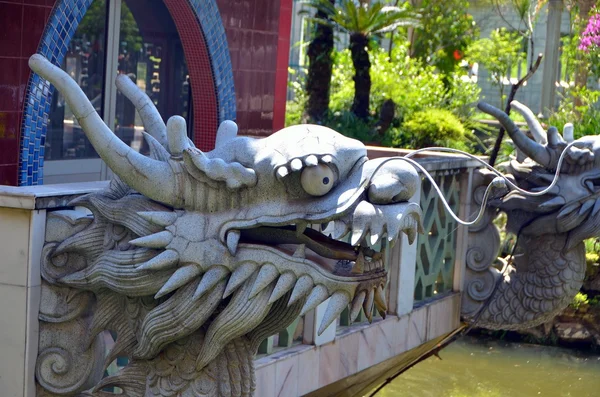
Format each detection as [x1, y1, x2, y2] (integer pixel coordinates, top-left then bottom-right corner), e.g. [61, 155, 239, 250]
[376, 336, 600, 397]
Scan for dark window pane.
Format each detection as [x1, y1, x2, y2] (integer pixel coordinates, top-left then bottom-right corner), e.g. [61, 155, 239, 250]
[114, 0, 191, 154]
[46, 0, 107, 160]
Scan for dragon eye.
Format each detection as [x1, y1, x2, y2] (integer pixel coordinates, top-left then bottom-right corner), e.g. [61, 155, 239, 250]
[300, 164, 335, 196]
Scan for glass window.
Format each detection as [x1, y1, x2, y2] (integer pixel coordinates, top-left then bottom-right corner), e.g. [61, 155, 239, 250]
[46, 0, 107, 160]
[114, 0, 191, 154]
[46, 0, 191, 161]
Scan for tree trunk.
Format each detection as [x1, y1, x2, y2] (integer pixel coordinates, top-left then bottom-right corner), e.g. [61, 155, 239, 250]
[350, 33, 371, 120]
[305, 6, 335, 123]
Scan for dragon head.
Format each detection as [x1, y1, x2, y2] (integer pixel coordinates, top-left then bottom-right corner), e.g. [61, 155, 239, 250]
[479, 101, 600, 248]
[31, 54, 423, 378]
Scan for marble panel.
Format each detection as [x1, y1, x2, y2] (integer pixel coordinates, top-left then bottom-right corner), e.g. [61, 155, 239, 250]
[406, 305, 428, 350]
[296, 346, 319, 396]
[254, 359, 276, 397]
[0, 207, 31, 286]
[317, 338, 341, 388]
[0, 284, 27, 397]
[274, 354, 298, 397]
[27, 210, 45, 287]
[428, 294, 460, 340]
[24, 285, 41, 397]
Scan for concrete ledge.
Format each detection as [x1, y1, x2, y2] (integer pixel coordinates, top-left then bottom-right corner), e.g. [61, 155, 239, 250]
[366, 146, 483, 172]
[0, 181, 108, 210]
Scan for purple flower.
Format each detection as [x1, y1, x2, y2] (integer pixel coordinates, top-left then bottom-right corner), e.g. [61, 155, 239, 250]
[580, 12, 600, 51]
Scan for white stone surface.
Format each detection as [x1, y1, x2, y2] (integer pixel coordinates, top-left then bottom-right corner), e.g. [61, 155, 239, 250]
[0, 208, 31, 286]
[0, 182, 108, 210]
[388, 187, 421, 317]
[24, 285, 41, 397]
[0, 284, 27, 397]
[27, 210, 46, 287]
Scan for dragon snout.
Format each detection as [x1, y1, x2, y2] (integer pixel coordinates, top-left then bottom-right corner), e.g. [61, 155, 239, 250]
[366, 158, 420, 205]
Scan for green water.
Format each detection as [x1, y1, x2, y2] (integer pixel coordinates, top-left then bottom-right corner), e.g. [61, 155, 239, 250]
[377, 336, 600, 397]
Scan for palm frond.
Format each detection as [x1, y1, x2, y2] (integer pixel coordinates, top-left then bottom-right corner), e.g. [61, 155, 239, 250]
[302, 0, 419, 36]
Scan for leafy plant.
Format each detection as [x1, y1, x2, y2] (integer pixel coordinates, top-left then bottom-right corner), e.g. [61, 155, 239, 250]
[330, 46, 480, 123]
[394, 108, 470, 150]
[548, 86, 600, 139]
[285, 68, 307, 127]
[409, 0, 478, 79]
[302, 0, 419, 119]
[570, 292, 590, 310]
[466, 27, 526, 104]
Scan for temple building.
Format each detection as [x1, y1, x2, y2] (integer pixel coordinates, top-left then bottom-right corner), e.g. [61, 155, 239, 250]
[0, 0, 292, 185]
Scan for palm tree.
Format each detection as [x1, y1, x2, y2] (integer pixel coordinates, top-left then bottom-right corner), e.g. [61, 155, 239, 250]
[304, 0, 419, 119]
[304, 0, 336, 123]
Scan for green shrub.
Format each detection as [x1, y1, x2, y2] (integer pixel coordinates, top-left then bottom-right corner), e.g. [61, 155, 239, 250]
[329, 45, 481, 123]
[321, 111, 376, 143]
[570, 292, 589, 310]
[396, 108, 469, 150]
[285, 67, 307, 127]
[548, 86, 600, 140]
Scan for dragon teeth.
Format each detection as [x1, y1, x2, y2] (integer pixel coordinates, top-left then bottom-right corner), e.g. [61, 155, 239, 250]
[300, 285, 329, 316]
[586, 180, 595, 192]
[293, 244, 306, 258]
[226, 230, 241, 256]
[155, 264, 202, 298]
[363, 289, 375, 323]
[296, 222, 308, 236]
[249, 264, 279, 299]
[332, 220, 350, 239]
[130, 230, 173, 248]
[350, 290, 366, 323]
[579, 199, 595, 215]
[318, 291, 350, 336]
[138, 211, 177, 226]
[374, 285, 387, 312]
[351, 251, 365, 274]
[269, 272, 297, 304]
[288, 275, 314, 306]
[223, 262, 257, 298]
[194, 266, 229, 300]
[137, 250, 179, 271]
[593, 199, 600, 216]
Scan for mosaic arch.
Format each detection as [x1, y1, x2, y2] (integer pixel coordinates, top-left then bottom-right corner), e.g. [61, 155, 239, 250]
[20, 0, 235, 186]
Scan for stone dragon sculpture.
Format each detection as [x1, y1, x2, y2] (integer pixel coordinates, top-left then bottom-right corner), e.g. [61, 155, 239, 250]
[462, 101, 598, 331]
[30, 54, 425, 396]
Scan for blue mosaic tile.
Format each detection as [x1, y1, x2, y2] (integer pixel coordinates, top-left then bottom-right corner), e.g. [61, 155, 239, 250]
[188, 0, 236, 123]
[21, 0, 235, 186]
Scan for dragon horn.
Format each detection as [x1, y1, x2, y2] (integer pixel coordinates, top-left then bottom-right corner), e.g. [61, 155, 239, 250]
[29, 54, 178, 206]
[115, 73, 168, 148]
[510, 100, 548, 145]
[477, 101, 551, 167]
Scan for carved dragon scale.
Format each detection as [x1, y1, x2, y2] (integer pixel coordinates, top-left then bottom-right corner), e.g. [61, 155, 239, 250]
[30, 54, 424, 396]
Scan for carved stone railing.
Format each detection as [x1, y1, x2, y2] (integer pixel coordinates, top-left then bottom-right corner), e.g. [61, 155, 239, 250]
[0, 149, 478, 397]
